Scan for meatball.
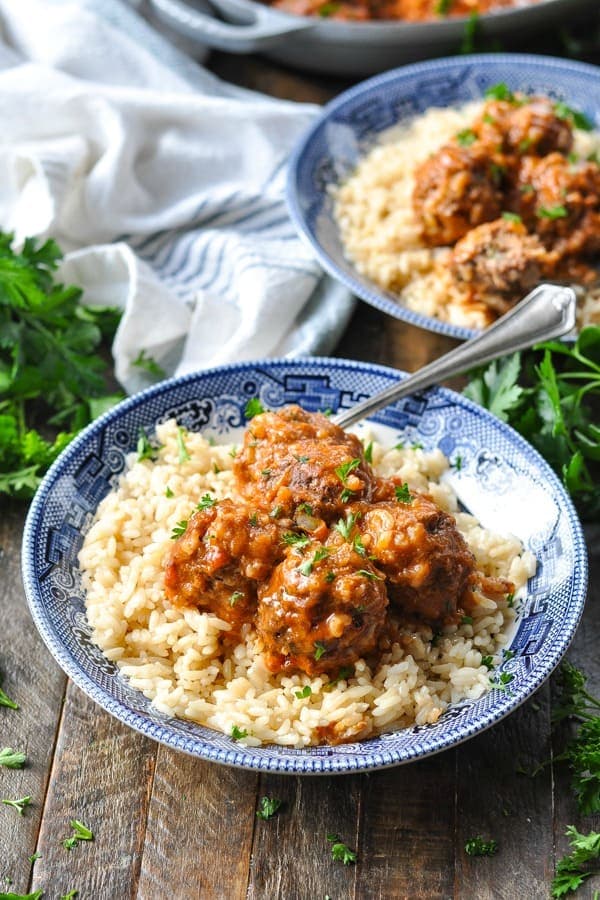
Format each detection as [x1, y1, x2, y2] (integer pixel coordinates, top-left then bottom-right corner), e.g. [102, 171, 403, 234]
[475, 97, 573, 158]
[514, 152, 600, 257]
[413, 142, 503, 246]
[233, 405, 375, 522]
[163, 499, 283, 633]
[257, 536, 388, 676]
[448, 217, 551, 314]
[356, 494, 476, 625]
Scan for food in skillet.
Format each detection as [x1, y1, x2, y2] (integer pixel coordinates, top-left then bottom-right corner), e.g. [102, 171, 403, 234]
[264, 0, 532, 22]
[80, 407, 534, 746]
[335, 86, 600, 330]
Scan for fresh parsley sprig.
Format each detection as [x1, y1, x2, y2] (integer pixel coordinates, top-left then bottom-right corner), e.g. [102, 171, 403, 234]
[0, 232, 122, 498]
[464, 328, 600, 518]
[256, 796, 282, 820]
[327, 833, 357, 865]
[552, 826, 600, 897]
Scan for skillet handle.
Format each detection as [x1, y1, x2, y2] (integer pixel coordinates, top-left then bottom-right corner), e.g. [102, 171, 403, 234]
[148, 0, 314, 52]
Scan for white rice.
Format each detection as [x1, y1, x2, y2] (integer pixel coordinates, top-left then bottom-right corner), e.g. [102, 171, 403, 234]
[79, 420, 536, 747]
[333, 100, 600, 330]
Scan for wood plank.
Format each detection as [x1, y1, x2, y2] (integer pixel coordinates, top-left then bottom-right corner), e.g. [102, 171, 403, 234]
[455, 688, 554, 900]
[353, 754, 456, 900]
[248, 772, 362, 900]
[551, 523, 600, 898]
[136, 748, 259, 900]
[0, 501, 67, 894]
[31, 682, 156, 900]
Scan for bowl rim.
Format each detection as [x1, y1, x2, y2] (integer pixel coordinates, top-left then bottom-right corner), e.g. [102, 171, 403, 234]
[286, 52, 600, 342]
[22, 355, 589, 773]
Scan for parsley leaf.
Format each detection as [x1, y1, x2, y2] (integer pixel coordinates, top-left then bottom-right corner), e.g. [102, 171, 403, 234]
[170, 520, 188, 540]
[230, 725, 248, 740]
[465, 836, 498, 857]
[456, 128, 477, 147]
[196, 493, 216, 511]
[314, 642, 327, 661]
[282, 532, 310, 548]
[0, 683, 18, 710]
[335, 458, 361, 486]
[538, 205, 568, 220]
[245, 398, 265, 419]
[553, 101, 594, 132]
[327, 833, 357, 865]
[484, 82, 515, 102]
[176, 426, 190, 463]
[0, 232, 122, 498]
[334, 511, 360, 541]
[394, 483, 413, 504]
[552, 826, 600, 897]
[62, 819, 94, 850]
[256, 796, 282, 820]
[1, 796, 31, 815]
[0, 748, 26, 768]
[229, 591, 243, 607]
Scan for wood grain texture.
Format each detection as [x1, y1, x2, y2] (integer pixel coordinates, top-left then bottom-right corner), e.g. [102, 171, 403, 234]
[0, 501, 66, 893]
[31, 682, 157, 900]
[136, 748, 259, 900]
[248, 773, 362, 900]
[551, 523, 600, 898]
[355, 754, 456, 900]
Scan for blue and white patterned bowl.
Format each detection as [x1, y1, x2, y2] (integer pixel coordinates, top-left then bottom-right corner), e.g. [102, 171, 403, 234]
[22, 359, 588, 773]
[286, 53, 600, 341]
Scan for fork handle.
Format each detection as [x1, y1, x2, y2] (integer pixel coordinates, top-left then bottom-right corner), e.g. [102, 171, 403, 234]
[333, 283, 577, 430]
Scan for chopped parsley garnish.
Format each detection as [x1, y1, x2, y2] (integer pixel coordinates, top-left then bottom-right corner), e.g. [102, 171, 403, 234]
[412, 441, 423, 450]
[327, 666, 354, 688]
[568, 152, 579, 164]
[461, 615, 474, 625]
[256, 796, 282, 820]
[484, 82, 515, 102]
[249, 513, 258, 526]
[228, 446, 238, 458]
[229, 592, 243, 607]
[261, 468, 272, 478]
[506, 592, 515, 608]
[518, 137, 533, 152]
[176, 426, 190, 463]
[0, 684, 18, 710]
[314, 642, 327, 661]
[28, 853, 41, 864]
[434, 0, 453, 13]
[464, 836, 498, 857]
[137, 430, 160, 462]
[300, 548, 329, 576]
[270, 505, 282, 519]
[318, 1, 340, 15]
[282, 532, 311, 548]
[164, 486, 174, 498]
[357, 569, 383, 581]
[60, 892, 79, 900]
[553, 101, 593, 132]
[170, 520, 188, 539]
[491, 671, 514, 692]
[327, 833, 357, 865]
[2, 795, 31, 815]
[483, 113, 497, 125]
[394, 483, 413, 504]
[353, 534, 367, 557]
[520, 183, 535, 194]
[295, 685, 312, 699]
[481, 655, 495, 670]
[63, 819, 94, 850]
[0, 748, 26, 769]
[502, 649, 515, 661]
[340, 488, 354, 503]
[551, 826, 600, 898]
[364, 441, 373, 463]
[196, 493, 216, 511]
[294, 455, 310, 464]
[245, 398, 265, 419]
[297, 502, 314, 515]
[501, 211, 522, 223]
[394, 441, 405, 450]
[538, 204, 568, 220]
[334, 511, 360, 541]
[335, 458, 361, 485]
[456, 128, 477, 147]
[1, 892, 44, 900]
[324, 571, 336, 583]
[132, 349, 165, 379]
[452, 456, 463, 471]
[231, 725, 248, 740]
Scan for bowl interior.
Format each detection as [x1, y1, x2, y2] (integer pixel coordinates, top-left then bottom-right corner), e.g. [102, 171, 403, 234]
[287, 53, 600, 340]
[22, 359, 587, 773]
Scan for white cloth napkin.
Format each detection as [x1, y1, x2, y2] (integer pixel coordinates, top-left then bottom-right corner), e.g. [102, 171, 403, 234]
[0, 0, 353, 393]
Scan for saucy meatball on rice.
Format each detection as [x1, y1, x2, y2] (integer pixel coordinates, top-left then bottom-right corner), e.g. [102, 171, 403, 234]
[80, 411, 535, 748]
[335, 87, 600, 330]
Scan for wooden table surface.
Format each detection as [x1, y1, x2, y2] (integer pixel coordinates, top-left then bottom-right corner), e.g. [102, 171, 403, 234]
[2, 15, 600, 900]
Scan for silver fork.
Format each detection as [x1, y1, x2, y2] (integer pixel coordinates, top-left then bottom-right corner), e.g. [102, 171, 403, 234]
[333, 283, 577, 430]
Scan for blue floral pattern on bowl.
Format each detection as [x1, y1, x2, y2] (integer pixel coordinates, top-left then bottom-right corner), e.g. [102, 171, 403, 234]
[22, 359, 588, 773]
[286, 53, 600, 341]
